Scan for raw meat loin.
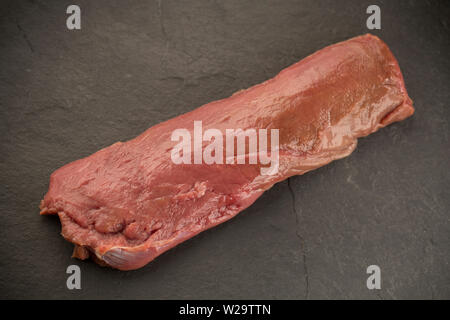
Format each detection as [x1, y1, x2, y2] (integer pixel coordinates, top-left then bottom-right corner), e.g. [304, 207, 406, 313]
[40, 34, 414, 270]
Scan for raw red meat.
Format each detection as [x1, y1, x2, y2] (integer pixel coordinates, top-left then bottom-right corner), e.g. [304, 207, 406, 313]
[40, 34, 414, 270]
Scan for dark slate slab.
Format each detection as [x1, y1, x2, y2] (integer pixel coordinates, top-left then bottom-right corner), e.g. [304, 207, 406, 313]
[0, 0, 449, 299]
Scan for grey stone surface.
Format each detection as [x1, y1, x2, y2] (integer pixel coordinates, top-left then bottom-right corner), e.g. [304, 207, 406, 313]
[0, 0, 449, 299]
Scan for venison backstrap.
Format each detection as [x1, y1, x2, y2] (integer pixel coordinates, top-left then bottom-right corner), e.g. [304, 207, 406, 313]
[40, 34, 414, 270]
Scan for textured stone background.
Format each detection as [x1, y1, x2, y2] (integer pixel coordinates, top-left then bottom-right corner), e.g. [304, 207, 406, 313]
[0, 0, 449, 299]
